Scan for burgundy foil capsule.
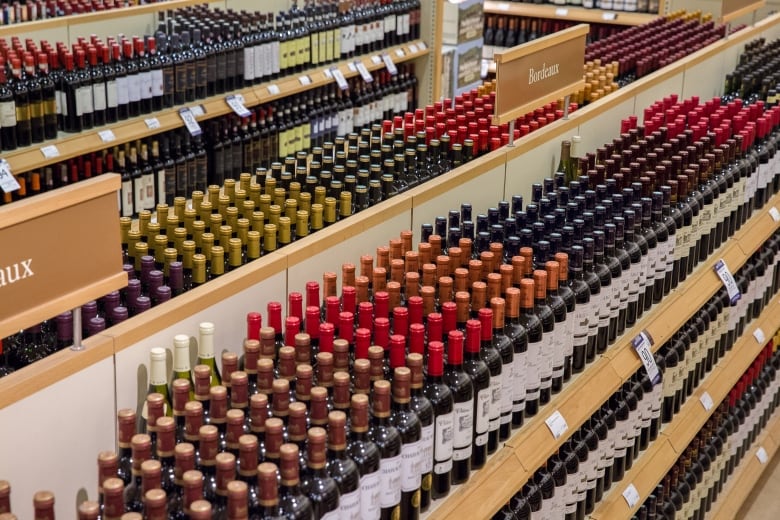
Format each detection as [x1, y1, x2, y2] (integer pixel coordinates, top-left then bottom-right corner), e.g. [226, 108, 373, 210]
[319, 322, 335, 353]
[246, 312, 262, 341]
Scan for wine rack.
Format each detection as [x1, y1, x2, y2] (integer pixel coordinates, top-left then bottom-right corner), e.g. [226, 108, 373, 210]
[483, 1, 663, 28]
[2, 6, 780, 520]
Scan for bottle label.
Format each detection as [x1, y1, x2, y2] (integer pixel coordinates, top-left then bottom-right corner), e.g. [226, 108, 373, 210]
[400, 440, 422, 492]
[92, 83, 106, 111]
[452, 401, 473, 460]
[243, 47, 255, 81]
[489, 372, 501, 431]
[385, 14, 396, 33]
[512, 349, 527, 412]
[116, 75, 129, 106]
[134, 177, 145, 214]
[320, 508, 340, 520]
[501, 361, 514, 422]
[127, 73, 141, 103]
[121, 179, 133, 217]
[434, 411, 454, 465]
[140, 71, 152, 100]
[540, 333, 554, 385]
[419, 422, 434, 474]
[0, 100, 16, 127]
[526, 339, 541, 398]
[77, 85, 93, 114]
[337, 488, 361, 520]
[379, 454, 402, 508]
[552, 324, 565, 378]
[475, 387, 490, 442]
[151, 69, 164, 97]
[359, 470, 381, 520]
[105, 80, 118, 109]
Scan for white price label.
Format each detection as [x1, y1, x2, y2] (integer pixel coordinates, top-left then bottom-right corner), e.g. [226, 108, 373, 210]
[226, 94, 251, 118]
[769, 206, 780, 222]
[497, 2, 510, 10]
[622, 483, 640, 508]
[382, 54, 398, 76]
[480, 60, 489, 78]
[408, 44, 419, 54]
[267, 84, 281, 96]
[98, 129, 116, 143]
[544, 410, 569, 439]
[347, 62, 358, 72]
[371, 55, 382, 65]
[179, 108, 202, 136]
[40, 144, 60, 158]
[144, 117, 160, 130]
[754, 327, 767, 344]
[714, 259, 741, 305]
[631, 330, 661, 385]
[602, 12, 618, 20]
[555, 7, 569, 16]
[331, 68, 349, 90]
[0, 159, 20, 193]
[418, 41, 427, 50]
[395, 48, 405, 58]
[356, 61, 374, 83]
[756, 446, 769, 464]
[323, 69, 332, 79]
[700, 391, 714, 411]
[189, 105, 205, 117]
[298, 75, 312, 86]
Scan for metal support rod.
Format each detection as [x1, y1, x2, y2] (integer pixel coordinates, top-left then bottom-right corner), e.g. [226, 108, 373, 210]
[508, 120, 516, 148]
[71, 307, 84, 351]
[563, 95, 572, 120]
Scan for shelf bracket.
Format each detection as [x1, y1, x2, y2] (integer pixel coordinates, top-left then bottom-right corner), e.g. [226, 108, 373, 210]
[71, 307, 84, 352]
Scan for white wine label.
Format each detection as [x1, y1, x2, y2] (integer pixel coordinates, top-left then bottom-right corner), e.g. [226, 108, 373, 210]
[622, 483, 640, 507]
[359, 471, 381, 520]
[98, 129, 116, 143]
[145, 117, 160, 130]
[769, 206, 780, 222]
[379, 454, 402, 508]
[356, 61, 374, 83]
[267, 84, 281, 96]
[420, 423, 434, 474]
[632, 330, 660, 385]
[452, 401, 473, 459]
[714, 259, 741, 305]
[337, 489, 361, 520]
[0, 159, 20, 193]
[756, 446, 769, 464]
[40, 144, 60, 158]
[400, 440, 422, 492]
[331, 68, 349, 90]
[545, 410, 569, 439]
[754, 327, 766, 344]
[226, 94, 251, 118]
[179, 108, 202, 136]
[700, 391, 714, 412]
[382, 54, 398, 76]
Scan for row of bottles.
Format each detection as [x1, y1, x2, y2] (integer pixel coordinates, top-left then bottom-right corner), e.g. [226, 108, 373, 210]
[497, 0, 659, 12]
[0, 0, 422, 152]
[0, 0, 139, 27]
[492, 241, 780, 519]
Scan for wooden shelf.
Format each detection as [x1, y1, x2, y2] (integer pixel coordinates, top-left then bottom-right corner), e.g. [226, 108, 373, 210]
[2, 40, 430, 175]
[708, 410, 780, 519]
[591, 289, 780, 519]
[0, 0, 223, 38]
[483, 1, 660, 26]
[426, 194, 780, 519]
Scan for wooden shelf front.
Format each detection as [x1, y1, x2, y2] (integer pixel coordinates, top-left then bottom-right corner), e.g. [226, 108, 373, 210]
[0, 0, 223, 38]
[1, 40, 430, 175]
[483, 1, 659, 26]
[591, 290, 780, 519]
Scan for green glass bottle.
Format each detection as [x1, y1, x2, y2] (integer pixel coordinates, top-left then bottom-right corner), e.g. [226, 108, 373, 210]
[197, 322, 222, 387]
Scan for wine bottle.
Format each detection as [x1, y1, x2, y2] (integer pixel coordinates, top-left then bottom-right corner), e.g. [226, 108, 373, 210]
[444, 329, 474, 485]
[347, 393, 382, 520]
[390, 366, 422, 520]
[462, 319, 490, 470]
[368, 379, 403, 519]
[197, 322, 222, 387]
[278, 443, 313, 519]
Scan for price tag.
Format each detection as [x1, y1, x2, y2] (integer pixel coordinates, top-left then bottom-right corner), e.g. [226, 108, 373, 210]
[481, 60, 489, 78]
[298, 75, 312, 86]
[144, 117, 160, 130]
[40, 144, 60, 158]
[395, 48, 405, 58]
[0, 159, 20, 193]
[622, 483, 640, 508]
[544, 410, 569, 439]
[355, 61, 374, 83]
[756, 446, 769, 464]
[179, 108, 202, 136]
[754, 327, 766, 344]
[555, 7, 569, 16]
[331, 68, 349, 90]
[267, 84, 281, 96]
[98, 129, 116, 143]
[632, 330, 661, 385]
[189, 105, 206, 117]
[226, 94, 251, 118]
[382, 54, 398, 76]
[602, 12, 618, 20]
[347, 62, 358, 72]
[700, 391, 714, 411]
[371, 55, 382, 65]
[769, 206, 780, 222]
[497, 2, 510, 10]
[408, 44, 419, 54]
[714, 259, 741, 305]
[323, 68, 333, 79]
[418, 41, 426, 50]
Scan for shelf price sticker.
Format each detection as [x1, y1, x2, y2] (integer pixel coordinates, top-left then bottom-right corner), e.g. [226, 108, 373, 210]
[40, 144, 60, 158]
[756, 446, 769, 464]
[631, 330, 661, 385]
[179, 108, 202, 136]
[226, 94, 251, 118]
[382, 54, 398, 76]
[371, 55, 382, 65]
[0, 159, 20, 193]
[418, 41, 426, 50]
[355, 61, 374, 83]
[714, 259, 741, 305]
[331, 68, 349, 90]
[298, 75, 312, 86]
[98, 129, 116, 143]
[555, 7, 569, 16]
[144, 117, 161, 130]
[347, 62, 358, 72]
[622, 483, 640, 508]
[602, 12, 618, 20]
[544, 410, 569, 439]
[754, 327, 766, 344]
[769, 206, 780, 222]
[189, 104, 206, 117]
[395, 48, 405, 58]
[267, 84, 281, 96]
[323, 69, 333, 79]
[700, 391, 714, 412]
[408, 43, 419, 54]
